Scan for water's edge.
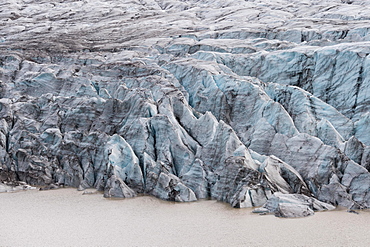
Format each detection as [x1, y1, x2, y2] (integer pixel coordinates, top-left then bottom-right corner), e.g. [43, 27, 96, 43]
[1, 188, 370, 247]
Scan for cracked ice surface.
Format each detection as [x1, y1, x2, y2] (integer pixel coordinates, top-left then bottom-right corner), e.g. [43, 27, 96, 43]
[1, 0, 370, 216]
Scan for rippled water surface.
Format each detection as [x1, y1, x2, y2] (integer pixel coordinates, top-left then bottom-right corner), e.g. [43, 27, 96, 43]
[1, 189, 370, 246]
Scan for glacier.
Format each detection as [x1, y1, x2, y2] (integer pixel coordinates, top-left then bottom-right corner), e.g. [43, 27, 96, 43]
[1, 0, 370, 217]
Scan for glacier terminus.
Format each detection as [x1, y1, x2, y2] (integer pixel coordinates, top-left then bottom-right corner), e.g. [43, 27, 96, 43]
[1, 0, 370, 217]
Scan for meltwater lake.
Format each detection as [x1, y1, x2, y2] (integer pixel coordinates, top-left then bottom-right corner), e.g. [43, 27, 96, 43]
[1, 189, 370, 247]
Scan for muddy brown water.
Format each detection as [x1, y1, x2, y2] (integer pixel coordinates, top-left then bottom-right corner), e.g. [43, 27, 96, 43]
[1, 188, 370, 246]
